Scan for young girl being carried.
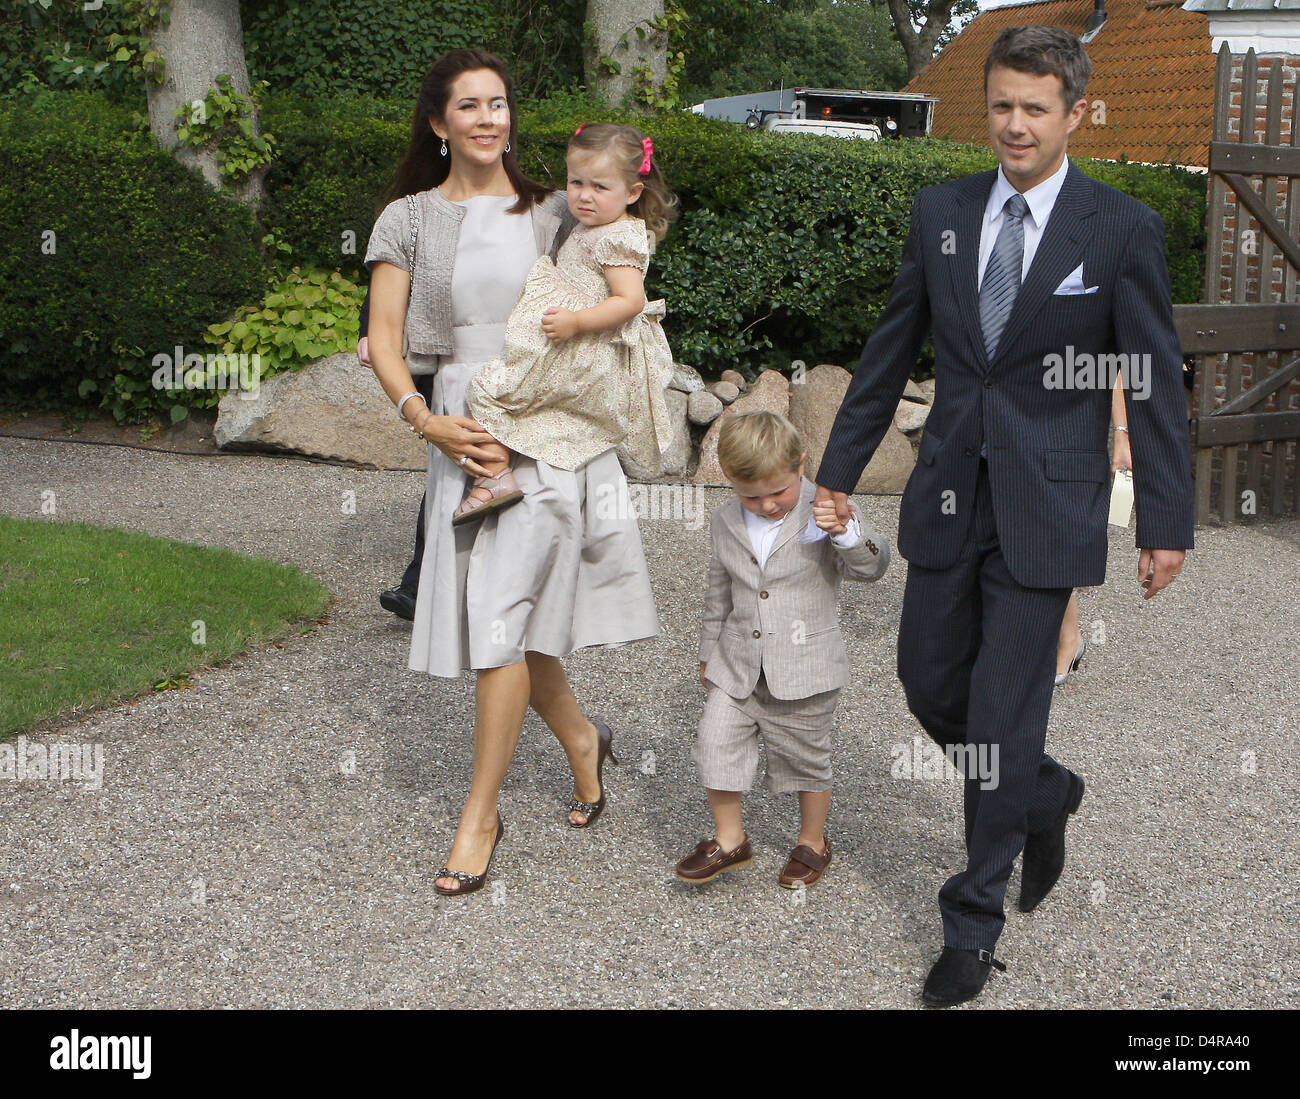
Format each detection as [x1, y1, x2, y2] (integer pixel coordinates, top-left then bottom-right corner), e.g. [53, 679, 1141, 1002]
[453, 122, 679, 524]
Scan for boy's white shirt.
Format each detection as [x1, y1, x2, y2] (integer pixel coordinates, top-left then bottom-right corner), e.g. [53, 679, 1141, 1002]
[742, 508, 861, 570]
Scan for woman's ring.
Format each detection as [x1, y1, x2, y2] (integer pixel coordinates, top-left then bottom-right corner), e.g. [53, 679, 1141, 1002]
[458, 455, 469, 468]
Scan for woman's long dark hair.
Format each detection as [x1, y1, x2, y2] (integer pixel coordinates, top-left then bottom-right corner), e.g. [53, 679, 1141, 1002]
[382, 49, 548, 214]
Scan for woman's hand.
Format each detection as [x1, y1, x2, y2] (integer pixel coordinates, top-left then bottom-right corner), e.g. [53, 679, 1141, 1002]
[541, 306, 579, 343]
[418, 414, 500, 477]
[356, 336, 371, 368]
[1112, 428, 1132, 473]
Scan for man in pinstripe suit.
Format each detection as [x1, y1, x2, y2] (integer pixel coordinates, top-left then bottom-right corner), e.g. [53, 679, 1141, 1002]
[816, 26, 1194, 1005]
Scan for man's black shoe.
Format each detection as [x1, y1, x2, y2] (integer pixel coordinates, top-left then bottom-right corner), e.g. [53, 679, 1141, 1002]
[921, 946, 1006, 1007]
[1019, 770, 1085, 912]
[379, 588, 416, 621]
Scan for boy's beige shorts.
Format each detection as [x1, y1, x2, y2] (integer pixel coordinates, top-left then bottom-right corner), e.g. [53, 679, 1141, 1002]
[693, 672, 839, 795]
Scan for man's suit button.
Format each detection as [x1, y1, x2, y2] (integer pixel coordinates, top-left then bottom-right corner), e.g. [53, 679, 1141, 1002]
[760, 590, 769, 599]
[984, 378, 994, 388]
[867, 541, 878, 554]
[749, 555, 757, 564]
[964, 447, 976, 457]
[752, 630, 761, 639]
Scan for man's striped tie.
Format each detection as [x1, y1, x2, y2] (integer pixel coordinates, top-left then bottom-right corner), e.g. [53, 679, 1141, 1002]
[979, 192, 1029, 361]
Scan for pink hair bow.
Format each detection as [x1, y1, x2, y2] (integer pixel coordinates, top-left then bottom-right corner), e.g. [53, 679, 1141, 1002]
[638, 137, 654, 175]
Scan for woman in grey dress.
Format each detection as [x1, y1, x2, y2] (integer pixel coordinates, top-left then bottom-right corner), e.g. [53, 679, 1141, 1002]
[366, 50, 660, 895]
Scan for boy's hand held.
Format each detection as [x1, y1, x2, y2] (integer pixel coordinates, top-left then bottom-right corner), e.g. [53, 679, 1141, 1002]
[813, 499, 855, 536]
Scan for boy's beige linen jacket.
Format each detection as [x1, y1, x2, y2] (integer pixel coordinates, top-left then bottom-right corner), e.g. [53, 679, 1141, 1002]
[699, 478, 889, 701]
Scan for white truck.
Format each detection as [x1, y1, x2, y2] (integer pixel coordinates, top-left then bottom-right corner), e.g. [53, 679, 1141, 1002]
[690, 87, 937, 142]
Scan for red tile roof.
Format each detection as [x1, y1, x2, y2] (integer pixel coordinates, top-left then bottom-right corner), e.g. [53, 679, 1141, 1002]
[903, 0, 1215, 166]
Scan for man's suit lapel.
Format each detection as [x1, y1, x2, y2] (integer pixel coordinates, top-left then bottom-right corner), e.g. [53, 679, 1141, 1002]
[990, 162, 1098, 370]
[946, 170, 997, 374]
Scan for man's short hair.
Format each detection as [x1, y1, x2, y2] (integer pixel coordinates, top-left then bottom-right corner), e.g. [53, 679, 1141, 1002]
[984, 25, 1091, 111]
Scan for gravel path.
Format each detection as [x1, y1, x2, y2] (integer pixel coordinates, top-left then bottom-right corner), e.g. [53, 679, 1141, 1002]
[2, 435, 1297, 1009]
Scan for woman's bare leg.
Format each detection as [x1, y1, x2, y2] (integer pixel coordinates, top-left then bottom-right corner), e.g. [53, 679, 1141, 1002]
[523, 652, 602, 825]
[1056, 590, 1082, 677]
[435, 661, 531, 890]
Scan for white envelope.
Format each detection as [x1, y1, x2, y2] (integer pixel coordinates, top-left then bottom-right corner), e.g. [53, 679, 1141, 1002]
[1109, 468, 1134, 527]
[1053, 263, 1099, 295]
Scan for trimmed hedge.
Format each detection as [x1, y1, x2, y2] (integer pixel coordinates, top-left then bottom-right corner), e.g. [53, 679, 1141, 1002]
[0, 93, 264, 419]
[265, 95, 1207, 374]
[0, 90, 1206, 423]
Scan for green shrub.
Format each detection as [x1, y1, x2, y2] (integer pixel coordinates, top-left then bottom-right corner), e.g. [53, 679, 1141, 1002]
[242, 0, 500, 102]
[196, 266, 364, 396]
[264, 96, 1204, 376]
[0, 88, 1207, 424]
[0, 92, 265, 421]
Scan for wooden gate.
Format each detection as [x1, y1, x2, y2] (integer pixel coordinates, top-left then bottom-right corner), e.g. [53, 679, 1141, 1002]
[1176, 44, 1300, 525]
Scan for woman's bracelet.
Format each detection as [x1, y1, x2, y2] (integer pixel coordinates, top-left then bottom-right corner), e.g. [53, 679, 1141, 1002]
[397, 391, 426, 419]
[1113, 425, 1129, 433]
[411, 407, 432, 440]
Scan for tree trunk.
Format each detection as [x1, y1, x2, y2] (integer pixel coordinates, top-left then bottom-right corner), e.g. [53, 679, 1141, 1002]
[887, 0, 955, 80]
[584, 0, 669, 111]
[146, 0, 264, 207]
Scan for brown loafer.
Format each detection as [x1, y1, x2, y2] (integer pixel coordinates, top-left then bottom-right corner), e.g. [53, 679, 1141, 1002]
[779, 839, 832, 889]
[675, 835, 753, 883]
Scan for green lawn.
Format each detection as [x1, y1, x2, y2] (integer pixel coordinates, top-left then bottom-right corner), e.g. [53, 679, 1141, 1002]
[0, 515, 333, 737]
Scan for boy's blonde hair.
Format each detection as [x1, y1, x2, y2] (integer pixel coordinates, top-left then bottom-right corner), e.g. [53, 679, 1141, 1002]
[717, 410, 805, 484]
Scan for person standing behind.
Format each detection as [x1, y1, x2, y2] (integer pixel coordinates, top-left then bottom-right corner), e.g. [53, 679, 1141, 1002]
[357, 306, 433, 622]
[815, 26, 1193, 1005]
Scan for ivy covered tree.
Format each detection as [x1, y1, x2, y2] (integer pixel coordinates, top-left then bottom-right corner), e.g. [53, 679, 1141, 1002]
[146, 0, 269, 206]
[584, 0, 676, 111]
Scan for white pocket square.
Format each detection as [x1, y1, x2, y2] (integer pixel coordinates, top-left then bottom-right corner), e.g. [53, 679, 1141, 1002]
[1053, 264, 1099, 295]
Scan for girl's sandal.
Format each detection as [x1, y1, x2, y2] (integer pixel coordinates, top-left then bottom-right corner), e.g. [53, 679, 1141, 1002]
[452, 467, 524, 527]
[568, 721, 619, 828]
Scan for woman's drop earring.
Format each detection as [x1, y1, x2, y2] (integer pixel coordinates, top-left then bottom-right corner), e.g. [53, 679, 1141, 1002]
[504, 140, 511, 154]
[440, 138, 447, 157]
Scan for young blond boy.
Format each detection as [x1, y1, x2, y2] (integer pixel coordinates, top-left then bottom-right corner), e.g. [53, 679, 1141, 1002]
[676, 410, 889, 887]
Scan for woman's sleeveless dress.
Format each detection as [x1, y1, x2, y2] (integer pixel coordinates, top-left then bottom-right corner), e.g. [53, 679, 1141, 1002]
[406, 194, 660, 677]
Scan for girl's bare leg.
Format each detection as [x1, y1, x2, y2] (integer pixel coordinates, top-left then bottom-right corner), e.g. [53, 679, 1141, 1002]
[524, 652, 602, 824]
[435, 661, 530, 890]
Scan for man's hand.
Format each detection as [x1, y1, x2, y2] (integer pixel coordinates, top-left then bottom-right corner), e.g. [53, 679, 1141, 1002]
[356, 336, 371, 369]
[541, 306, 579, 343]
[814, 484, 852, 527]
[1137, 548, 1184, 599]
